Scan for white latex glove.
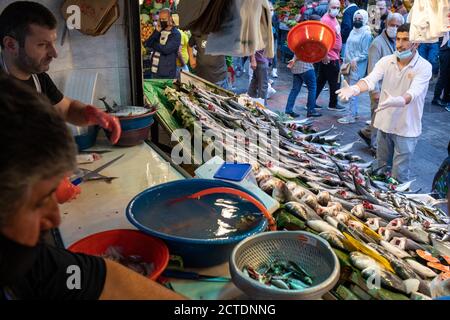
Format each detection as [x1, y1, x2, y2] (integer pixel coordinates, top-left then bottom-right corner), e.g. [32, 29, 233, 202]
[375, 91, 406, 113]
[336, 80, 361, 102]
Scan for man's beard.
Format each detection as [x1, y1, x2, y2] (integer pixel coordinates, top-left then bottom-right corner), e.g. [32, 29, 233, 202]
[16, 48, 50, 74]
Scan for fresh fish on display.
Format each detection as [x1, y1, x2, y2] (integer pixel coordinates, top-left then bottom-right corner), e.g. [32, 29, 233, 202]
[325, 215, 340, 228]
[378, 227, 404, 242]
[319, 231, 349, 251]
[361, 266, 407, 294]
[366, 218, 388, 232]
[430, 236, 450, 257]
[284, 201, 322, 221]
[380, 240, 412, 259]
[405, 259, 438, 279]
[349, 252, 383, 271]
[266, 162, 300, 179]
[390, 237, 427, 252]
[306, 220, 343, 235]
[163, 84, 450, 300]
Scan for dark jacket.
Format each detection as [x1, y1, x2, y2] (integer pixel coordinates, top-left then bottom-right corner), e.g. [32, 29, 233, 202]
[272, 13, 280, 40]
[314, 1, 329, 17]
[145, 28, 181, 79]
[341, 4, 359, 44]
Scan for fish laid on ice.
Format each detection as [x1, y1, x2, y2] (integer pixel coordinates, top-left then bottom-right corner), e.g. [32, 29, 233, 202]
[380, 240, 411, 259]
[307, 220, 342, 235]
[405, 259, 438, 279]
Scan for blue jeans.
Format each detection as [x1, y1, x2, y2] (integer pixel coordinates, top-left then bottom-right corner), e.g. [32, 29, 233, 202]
[346, 75, 360, 117]
[285, 69, 317, 114]
[215, 77, 231, 91]
[419, 43, 440, 76]
[376, 130, 418, 183]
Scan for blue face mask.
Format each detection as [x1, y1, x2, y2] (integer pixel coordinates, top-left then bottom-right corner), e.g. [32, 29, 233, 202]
[395, 49, 413, 60]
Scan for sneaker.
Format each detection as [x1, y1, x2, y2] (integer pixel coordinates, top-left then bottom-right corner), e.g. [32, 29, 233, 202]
[304, 104, 323, 110]
[328, 105, 346, 112]
[337, 115, 356, 124]
[268, 79, 274, 85]
[267, 86, 277, 99]
[307, 110, 322, 117]
[271, 68, 278, 78]
[365, 120, 371, 125]
[446, 104, 450, 112]
[286, 112, 301, 118]
[323, 86, 329, 91]
[358, 129, 372, 147]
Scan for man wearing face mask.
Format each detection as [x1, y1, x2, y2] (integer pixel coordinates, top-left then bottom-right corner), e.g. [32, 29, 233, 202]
[358, 12, 404, 153]
[0, 2, 121, 145]
[375, 0, 392, 35]
[145, 8, 181, 79]
[0, 75, 186, 300]
[337, 23, 432, 183]
[315, 0, 345, 111]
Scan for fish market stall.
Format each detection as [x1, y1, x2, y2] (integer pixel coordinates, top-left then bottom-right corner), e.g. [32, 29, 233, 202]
[138, 74, 450, 300]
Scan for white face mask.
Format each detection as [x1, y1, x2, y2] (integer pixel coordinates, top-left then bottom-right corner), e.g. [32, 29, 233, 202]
[386, 26, 397, 39]
[329, 8, 340, 17]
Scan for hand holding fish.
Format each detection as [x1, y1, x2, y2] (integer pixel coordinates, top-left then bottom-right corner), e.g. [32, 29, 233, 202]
[375, 91, 406, 113]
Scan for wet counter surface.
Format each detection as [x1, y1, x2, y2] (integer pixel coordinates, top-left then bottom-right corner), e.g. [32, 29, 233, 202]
[58, 142, 244, 299]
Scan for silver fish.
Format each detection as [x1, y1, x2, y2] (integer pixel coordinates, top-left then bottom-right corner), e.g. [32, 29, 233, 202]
[307, 220, 342, 235]
[361, 266, 407, 294]
[349, 252, 381, 271]
[390, 237, 426, 252]
[319, 231, 348, 251]
[284, 201, 322, 221]
[380, 240, 411, 259]
[405, 259, 438, 279]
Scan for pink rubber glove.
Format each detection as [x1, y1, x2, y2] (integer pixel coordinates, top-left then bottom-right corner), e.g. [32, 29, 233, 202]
[84, 105, 121, 144]
[55, 177, 81, 204]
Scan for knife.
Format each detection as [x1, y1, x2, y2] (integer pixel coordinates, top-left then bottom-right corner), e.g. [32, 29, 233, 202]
[72, 154, 125, 185]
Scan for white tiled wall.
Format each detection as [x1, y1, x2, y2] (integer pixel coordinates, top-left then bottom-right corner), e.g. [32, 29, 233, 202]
[0, 0, 132, 106]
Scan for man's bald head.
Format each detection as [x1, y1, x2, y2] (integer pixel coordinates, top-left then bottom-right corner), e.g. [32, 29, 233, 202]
[329, 0, 340, 7]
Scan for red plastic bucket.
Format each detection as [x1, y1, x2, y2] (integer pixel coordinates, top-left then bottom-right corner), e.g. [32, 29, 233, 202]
[287, 21, 336, 63]
[68, 229, 169, 280]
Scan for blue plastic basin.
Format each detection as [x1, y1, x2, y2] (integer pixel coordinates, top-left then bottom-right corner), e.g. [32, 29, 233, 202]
[126, 179, 268, 267]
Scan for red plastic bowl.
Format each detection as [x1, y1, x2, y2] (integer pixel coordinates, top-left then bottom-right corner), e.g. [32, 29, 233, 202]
[68, 229, 169, 280]
[287, 21, 336, 63]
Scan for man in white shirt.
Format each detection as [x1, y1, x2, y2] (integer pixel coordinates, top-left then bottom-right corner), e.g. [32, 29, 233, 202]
[336, 23, 432, 183]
